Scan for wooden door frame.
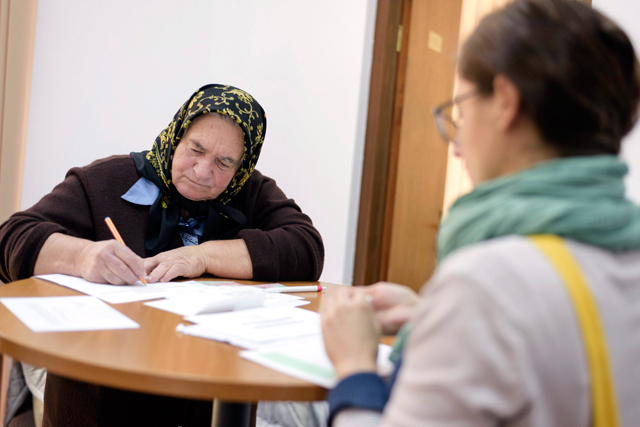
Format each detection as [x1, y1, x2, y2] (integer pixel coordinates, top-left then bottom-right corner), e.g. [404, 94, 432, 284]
[352, 0, 411, 287]
[0, 0, 39, 223]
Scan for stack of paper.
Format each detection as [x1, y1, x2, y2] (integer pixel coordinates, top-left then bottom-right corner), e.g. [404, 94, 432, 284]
[177, 304, 395, 389]
[240, 335, 394, 388]
[179, 306, 321, 349]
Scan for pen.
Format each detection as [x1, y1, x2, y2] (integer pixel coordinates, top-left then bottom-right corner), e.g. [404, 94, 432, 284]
[265, 285, 326, 293]
[104, 217, 147, 285]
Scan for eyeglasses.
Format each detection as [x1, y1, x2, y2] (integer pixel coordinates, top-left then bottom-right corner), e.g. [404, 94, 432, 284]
[431, 90, 478, 145]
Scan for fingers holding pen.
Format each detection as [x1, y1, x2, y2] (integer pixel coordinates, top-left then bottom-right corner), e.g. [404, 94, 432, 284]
[110, 242, 147, 282]
[76, 240, 146, 285]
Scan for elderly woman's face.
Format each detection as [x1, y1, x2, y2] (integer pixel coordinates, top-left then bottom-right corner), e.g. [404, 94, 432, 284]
[171, 114, 244, 201]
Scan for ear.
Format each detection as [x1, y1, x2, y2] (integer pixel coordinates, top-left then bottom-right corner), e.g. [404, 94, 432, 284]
[491, 74, 522, 131]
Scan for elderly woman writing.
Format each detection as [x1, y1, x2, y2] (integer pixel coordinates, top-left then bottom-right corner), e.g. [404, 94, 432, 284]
[322, 0, 640, 426]
[0, 84, 323, 286]
[0, 84, 324, 426]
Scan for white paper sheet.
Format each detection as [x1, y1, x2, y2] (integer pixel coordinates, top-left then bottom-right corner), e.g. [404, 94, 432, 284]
[176, 323, 263, 349]
[0, 296, 139, 332]
[144, 286, 264, 315]
[35, 274, 214, 304]
[145, 287, 308, 316]
[240, 335, 394, 388]
[183, 307, 321, 346]
[264, 294, 310, 309]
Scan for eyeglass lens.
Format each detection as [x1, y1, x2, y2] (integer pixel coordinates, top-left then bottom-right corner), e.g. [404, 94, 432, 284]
[436, 104, 461, 144]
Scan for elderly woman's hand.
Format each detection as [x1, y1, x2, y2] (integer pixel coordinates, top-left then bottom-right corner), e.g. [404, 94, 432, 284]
[144, 239, 253, 283]
[321, 286, 381, 380]
[364, 282, 419, 335]
[76, 239, 147, 286]
[144, 246, 207, 283]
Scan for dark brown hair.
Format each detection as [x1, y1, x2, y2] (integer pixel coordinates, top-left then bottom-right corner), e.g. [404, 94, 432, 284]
[459, 0, 640, 155]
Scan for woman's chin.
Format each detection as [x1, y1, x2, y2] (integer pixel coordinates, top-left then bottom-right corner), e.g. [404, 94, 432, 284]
[189, 194, 209, 202]
[176, 188, 205, 202]
[175, 180, 224, 202]
[178, 187, 223, 202]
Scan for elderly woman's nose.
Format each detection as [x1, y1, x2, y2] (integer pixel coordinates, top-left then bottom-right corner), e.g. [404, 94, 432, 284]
[193, 160, 214, 180]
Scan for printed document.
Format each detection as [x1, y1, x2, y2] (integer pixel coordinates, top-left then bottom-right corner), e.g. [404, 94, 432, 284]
[182, 306, 321, 347]
[0, 296, 139, 332]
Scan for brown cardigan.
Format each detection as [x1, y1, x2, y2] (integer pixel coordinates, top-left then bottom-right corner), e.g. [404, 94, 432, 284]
[0, 155, 324, 283]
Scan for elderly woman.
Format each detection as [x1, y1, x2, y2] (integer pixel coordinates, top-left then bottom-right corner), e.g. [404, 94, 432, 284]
[322, 1, 640, 426]
[0, 84, 323, 285]
[0, 84, 324, 426]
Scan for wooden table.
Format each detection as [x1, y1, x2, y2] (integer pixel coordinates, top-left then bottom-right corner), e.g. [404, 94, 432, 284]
[0, 277, 336, 426]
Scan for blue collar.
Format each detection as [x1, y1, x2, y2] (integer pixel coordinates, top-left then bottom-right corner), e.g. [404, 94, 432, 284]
[123, 178, 206, 246]
[121, 177, 160, 206]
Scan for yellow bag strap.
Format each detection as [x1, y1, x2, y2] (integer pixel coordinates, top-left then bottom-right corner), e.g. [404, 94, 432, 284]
[528, 235, 619, 427]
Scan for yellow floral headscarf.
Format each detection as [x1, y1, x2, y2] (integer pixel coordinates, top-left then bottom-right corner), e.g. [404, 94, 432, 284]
[147, 83, 266, 205]
[130, 84, 267, 255]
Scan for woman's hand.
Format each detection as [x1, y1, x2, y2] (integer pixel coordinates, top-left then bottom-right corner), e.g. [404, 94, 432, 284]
[34, 233, 146, 286]
[364, 282, 420, 335]
[144, 245, 207, 283]
[145, 239, 253, 283]
[321, 286, 381, 379]
[76, 240, 147, 285]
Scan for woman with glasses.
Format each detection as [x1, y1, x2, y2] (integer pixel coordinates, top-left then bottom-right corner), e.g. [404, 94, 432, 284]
[321, 0, 640, 426]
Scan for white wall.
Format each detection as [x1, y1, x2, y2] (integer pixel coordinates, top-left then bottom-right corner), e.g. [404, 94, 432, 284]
[22, 0, 377, 285]
[592, 0, 640, 203]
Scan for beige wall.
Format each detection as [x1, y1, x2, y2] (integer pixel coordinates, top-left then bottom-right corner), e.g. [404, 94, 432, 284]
[0, 0, 38, 223]
[22, 0, 377, 286]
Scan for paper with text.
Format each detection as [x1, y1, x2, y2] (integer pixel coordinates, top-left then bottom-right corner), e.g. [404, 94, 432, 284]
[1, 296, 139, 332]
[184, 307, 321, 345]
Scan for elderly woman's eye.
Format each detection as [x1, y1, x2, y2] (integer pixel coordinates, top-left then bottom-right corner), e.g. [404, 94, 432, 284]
[218, 159, 232, 170]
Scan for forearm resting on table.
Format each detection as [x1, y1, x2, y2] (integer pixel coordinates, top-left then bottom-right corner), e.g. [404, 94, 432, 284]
[33, 233, 91, 277]
[198, 239, 253, 279]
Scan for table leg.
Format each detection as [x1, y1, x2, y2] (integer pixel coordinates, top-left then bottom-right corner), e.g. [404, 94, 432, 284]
[212, 400, 256, 427]
[0, 355, 13, 425]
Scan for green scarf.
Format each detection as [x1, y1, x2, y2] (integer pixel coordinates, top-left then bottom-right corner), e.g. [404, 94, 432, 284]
[390, 155, 640, 362]
[438, 155, 640, 260]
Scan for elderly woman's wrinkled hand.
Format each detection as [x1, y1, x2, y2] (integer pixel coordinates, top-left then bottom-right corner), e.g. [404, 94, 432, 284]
[76, 240, 146, 286]
[365, 282, 419, 335]
[144, 246, 208, 283]
[320, 286, 381, 380]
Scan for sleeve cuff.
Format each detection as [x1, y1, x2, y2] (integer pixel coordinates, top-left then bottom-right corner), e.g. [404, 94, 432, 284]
[236, 229, 279, 281]
[327, 372, 386, 426]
